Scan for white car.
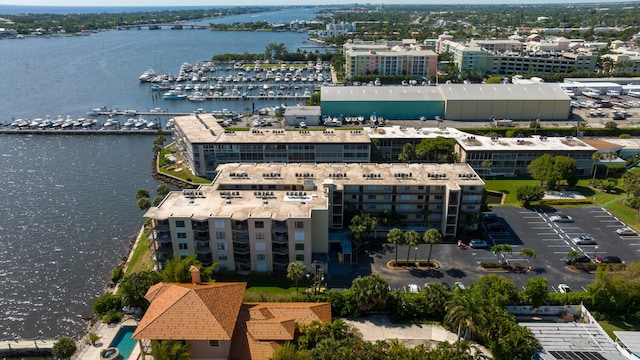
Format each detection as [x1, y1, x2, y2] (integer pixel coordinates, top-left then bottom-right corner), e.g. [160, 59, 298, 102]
[572, 235, 597, 245]
[558, 284, 572, 293]
[550, 215, 573, 223]
[454, 282, 466, 290]
[405, 284, 420, 293]
[616, 227, 637, 236]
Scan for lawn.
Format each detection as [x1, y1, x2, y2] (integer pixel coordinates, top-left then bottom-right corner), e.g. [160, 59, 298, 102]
[125, 228, 154, 275]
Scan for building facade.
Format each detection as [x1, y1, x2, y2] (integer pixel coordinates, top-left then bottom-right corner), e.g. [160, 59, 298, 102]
[343, 39, 438, 78]
[144, 162, 484, 273]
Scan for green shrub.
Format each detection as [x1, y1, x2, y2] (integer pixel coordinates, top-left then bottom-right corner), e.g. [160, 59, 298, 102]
[111, 267, 123, 284]
[93, 293, 122, 317]
[102, 309, 123, 324]
[620, 133, 632, 139]
[52, 337, 77, 359]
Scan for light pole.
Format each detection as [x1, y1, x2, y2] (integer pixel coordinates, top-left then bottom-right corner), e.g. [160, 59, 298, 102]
[414, 247, 419, 264]
[593, 246, 599, 260]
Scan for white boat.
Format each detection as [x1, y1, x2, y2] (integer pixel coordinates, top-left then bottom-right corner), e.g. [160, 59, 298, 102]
[563, 89, 575, 97]
[134, 117, 147, 129]
[606, 90, 620, 97]
[38, 119, 52, 128]
[324, 118, 342, 127]
[163, 90, 187, 100]
[583, 90, 601, 98]
[138, 69, 156, 82]
[165, 118, 175, 130]
[187, 92, 205, 102]
[629, 90, 640, 98]
[146, 121, 158, 130]
[123, 118, 136, 128]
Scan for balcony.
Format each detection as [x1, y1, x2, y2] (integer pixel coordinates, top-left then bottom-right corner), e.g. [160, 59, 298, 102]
[154, 220, 170, 231]
[273, 253, 289, 266]
[235, 253, 251, 264]
[272, 234, 288, 244]
[191, 221, 209, 232]
[272, 244, 289, 255]
[272, 222, 288, 233]
[232, 221, 249, 231]
[195, 243, 211, 255]
[197, 253, 213, 266]
[232, 231, 249, 244]
[233, 245, 250, 255]
[194, 232, 210, 242]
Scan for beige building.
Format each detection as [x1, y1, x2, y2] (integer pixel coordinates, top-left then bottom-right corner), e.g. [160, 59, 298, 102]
[144, 162, 484, 273]
[173, 114, 371, 178]
[343, 39, 438, 78]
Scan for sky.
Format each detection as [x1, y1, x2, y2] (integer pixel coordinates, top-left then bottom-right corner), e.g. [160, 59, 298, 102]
[0, 0, 632, 6]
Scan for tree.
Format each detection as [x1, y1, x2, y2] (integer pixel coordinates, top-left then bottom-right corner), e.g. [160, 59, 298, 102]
[161, 254, 216, 283]
[622, 171, 640, 198]
[591, 151, 603, 180]
[528, 154, 555, 187]
[52, 337, 77, 359]
[404, 230, 420, 264]
[516, 185, 545, 207]
[397, 143, 415, 163]
[481, 159, 492, 179]
[137, 197, 151, 211]
[471, 274, 519, 306]
[519, 247, 537, 265]
[524, 277, 549, 308]
[119, 270, 162, 309]
[421, 283, 450, 319]
[151, 340, 190, 360]
[136, 188, 150, 200]
[349, 213, 378, 251]
[423, 228, 442, 265]
[157, 183, 171, 198]
[350, 274, 389, 312]
[445, 293, 488, 341]
[287, 261, 307, 292]
[491, 244, 512, 264]
[93, 293, 122, 317]
[603, 152, 618, 178]
[553, 155, 577, 182]
[386, 228, 404, 265]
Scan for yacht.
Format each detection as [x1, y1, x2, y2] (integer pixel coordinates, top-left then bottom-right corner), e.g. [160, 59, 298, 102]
[583, 90, 601, 98]
[163, 90, 187, 100]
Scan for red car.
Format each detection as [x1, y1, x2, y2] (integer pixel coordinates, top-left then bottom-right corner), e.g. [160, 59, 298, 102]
[596, 256, 622, 264]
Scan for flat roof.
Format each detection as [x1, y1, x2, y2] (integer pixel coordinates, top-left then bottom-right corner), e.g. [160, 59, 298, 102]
[175, 114, 370, 145]
[457, 133, 596, 152]
[439, 83, 571, 101]
[614, 331, 640, 355]
[144, 162, 483, 221]
[365, 126, 470, 140]
[522, 322, 627, 360]
[321, 86, 445, 102]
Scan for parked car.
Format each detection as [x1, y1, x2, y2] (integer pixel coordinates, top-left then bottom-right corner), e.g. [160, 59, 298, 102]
[405, 284, 421, 293]
[616, 227, 637, 236]
[550, 215, 573, 223]
[481, 213, 498, 223]
[454, 282, 466, 291]
[596, 256, 622, 264]
[298, 121, 307, 128]
[564, 254, 591, 265]
[470, 239, 489, 249]
[486, 223, 505, 232]
[558, 284, 572, 293]
[572, 235, 597, 245]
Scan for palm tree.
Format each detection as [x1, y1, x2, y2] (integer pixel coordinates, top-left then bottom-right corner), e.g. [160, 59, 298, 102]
[404, 230, 420, 264]
[386, 228, 404, 266]
[481, 159, 492, 179]
[423, 228, 442, 266]
[604, 152, 618, 178]
[350, 274, 390, 312]
[519, 247, 536, 265]
[445, 294, 488, 341]
[491, 244, 513, 264]
[591, 151, 603, 180]
[421, 283, 449, 319]
[287, 261, 307, 292]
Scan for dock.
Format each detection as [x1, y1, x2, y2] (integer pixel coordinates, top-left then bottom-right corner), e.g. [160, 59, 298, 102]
[0, 338, 56, 357]
[0, 128, 172, 135]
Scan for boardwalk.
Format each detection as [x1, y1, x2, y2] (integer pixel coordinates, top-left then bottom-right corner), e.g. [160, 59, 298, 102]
[0, 338, 55, 357]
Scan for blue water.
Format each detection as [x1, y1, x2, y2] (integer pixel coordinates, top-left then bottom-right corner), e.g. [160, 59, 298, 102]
[109, 326, 137, 360]
[0, 7, 330, 341]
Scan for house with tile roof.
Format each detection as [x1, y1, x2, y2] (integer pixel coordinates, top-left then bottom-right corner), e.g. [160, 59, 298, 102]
[132, 279, 331, 360]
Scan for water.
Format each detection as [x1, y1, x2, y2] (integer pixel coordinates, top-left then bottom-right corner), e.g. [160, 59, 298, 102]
[108, 325, 137, 359]
[0, 7, 326, 340]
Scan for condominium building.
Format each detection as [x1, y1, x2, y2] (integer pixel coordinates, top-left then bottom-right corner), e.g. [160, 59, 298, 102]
[343, 39, 437, 78]
[173, 114, 371, 178]
[144, 162, 484, 273]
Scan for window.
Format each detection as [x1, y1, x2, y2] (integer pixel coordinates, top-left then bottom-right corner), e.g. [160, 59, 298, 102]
[209, 340, 219, 347]
[214, 219, 225, 228]
[435, 195, 443, 200]
[216, 232, 226, 240]
[255, 242, 266, 251]
[178, 242, 188, 250]
[254, 221, 264, 229]
[175, 220, 185, 228]
[295, 243, 304, 251]
[384, 194, 391, 200]
[218, 264, 228, 271]
[255, 232, 265, 240]
[257, 254, 266, 261]
[218, 253, 227, 261]
[294, 231, 305, 241]
[367, 194, 376, 200]
[418, 195, 424, 199]
[216, 242, 226, 251]
[295, 254, 305, 261]
[177, 232, 187, 239]
[294, 221, 304, 229]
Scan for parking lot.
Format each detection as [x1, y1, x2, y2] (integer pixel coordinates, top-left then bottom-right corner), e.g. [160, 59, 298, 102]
[333, 206, 640, 294]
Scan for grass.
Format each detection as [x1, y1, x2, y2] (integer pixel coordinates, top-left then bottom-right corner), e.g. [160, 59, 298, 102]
[483, 178, 540, 205]
[214, 273, 296, 295]
[599, 319, 640, 340]
[125, 227, 154, 275]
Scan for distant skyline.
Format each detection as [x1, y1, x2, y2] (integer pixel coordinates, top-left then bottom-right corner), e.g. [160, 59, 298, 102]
[0, 0, 633, 7]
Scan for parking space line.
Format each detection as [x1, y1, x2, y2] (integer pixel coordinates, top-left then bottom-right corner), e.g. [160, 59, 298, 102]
[599, 220, 620, 223]
[548, 244, 571, 247]
[553, 251, 569, 254]
[594, 215, 613, 218]
[606, 225, 622, 227]
[532, 226, 551, 229]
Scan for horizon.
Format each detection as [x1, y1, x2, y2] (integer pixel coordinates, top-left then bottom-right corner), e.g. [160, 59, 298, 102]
[0, 0, 635, 7]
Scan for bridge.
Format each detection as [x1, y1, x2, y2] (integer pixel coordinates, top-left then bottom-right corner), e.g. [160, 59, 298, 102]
[116, 23, 209, 30]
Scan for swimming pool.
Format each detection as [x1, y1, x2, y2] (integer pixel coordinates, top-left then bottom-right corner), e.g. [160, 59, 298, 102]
[108, 326, 137, 360]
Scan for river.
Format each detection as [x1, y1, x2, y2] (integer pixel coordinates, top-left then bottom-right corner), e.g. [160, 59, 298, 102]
[0, 6, 329, 340]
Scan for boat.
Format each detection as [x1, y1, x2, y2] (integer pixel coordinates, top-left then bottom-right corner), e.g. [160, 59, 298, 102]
[123, 118, 136, 128]
[133, 116, 147, 129]
[628, 90, 640, 98]
[38, 119, 52, 128]
[187, 92, 206, 102]
[583, 89, 601, 98]
[146, 121, 158, 130]
[138, 69, 156, 82]
[163, 90, 187, 100]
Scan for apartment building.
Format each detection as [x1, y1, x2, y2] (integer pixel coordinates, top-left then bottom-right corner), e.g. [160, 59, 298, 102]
[144, 162, 484, 273]
[343, 39, 438, 77]
[173, 114, 371, 178]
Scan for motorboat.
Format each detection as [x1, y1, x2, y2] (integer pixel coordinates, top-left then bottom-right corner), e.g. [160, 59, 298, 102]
[134, 117, 147, 129]
[583, 90, 601, 98]
[123, 118, 136, 128]
[163, 90, 187, 100]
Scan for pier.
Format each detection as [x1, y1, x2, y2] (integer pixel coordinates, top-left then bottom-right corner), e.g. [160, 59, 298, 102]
[0, 338, 56, 357]
[0, 128, 172, 135]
